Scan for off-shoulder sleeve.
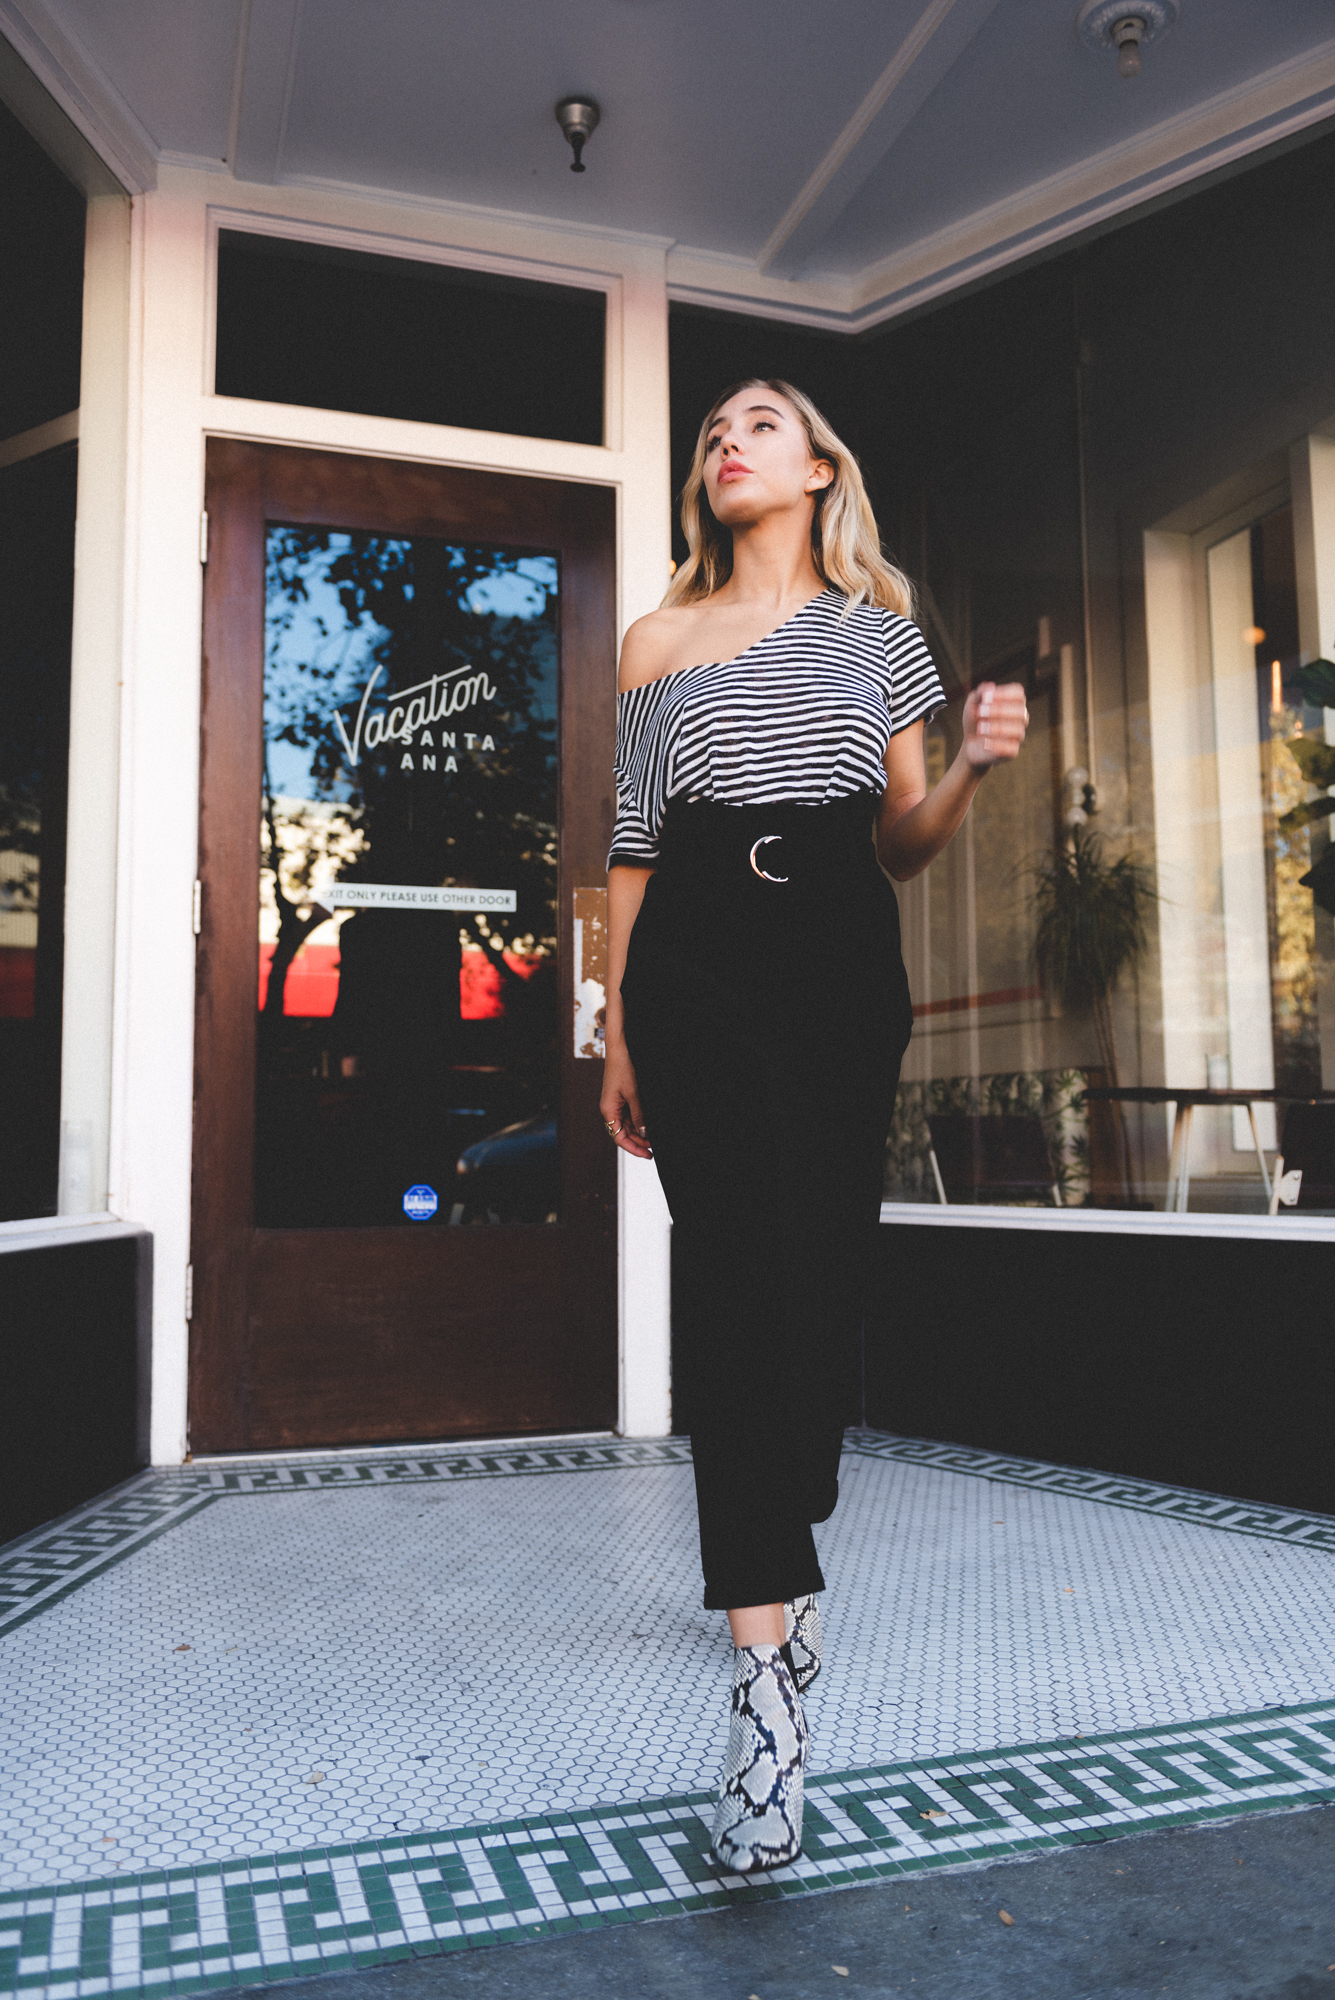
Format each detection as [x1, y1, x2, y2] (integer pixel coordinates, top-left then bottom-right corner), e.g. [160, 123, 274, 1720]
[882, 613, 946, 735]
[607, 682, 665, 868]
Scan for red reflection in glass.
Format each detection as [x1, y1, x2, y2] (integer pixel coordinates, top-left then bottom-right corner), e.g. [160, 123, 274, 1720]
[258, 939, 542, 1019]
[0, 947, 35, 1018]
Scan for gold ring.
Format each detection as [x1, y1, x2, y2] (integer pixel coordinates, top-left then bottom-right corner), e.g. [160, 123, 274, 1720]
[605, 1119, 621, 1136]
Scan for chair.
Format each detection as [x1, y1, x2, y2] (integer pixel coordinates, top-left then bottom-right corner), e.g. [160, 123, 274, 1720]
[927, 1113, 1062, 1206]
[1268, 1102, 1335, 1214]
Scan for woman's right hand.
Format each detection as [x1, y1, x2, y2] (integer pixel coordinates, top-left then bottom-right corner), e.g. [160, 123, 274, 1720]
[600, 1043, 652, 1159]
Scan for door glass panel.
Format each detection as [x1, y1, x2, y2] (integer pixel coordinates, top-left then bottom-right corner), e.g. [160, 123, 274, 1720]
[257, 527, 560, 1229]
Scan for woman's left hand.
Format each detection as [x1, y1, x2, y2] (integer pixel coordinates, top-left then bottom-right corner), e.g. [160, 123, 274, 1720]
[962, 680, 1029, 771]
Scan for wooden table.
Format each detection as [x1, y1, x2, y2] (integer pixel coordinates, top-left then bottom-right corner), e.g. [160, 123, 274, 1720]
[1081, 1086, 1326, 1213]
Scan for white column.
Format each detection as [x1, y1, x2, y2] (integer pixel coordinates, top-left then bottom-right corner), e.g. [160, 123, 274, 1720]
[1206, 528, 1276, 1148]
[108, 180, 210, 1464]
[612, 244, 674, 1437]
[59, 191, 133, 1216]
[1143, 529, 1230, 1174]
[618, 1152, 672, 1435]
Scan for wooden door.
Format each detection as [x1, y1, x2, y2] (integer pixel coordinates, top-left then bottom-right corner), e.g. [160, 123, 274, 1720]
[190, 441, 617, 1452]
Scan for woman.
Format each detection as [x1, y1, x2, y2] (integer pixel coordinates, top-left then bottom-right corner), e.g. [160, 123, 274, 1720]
[600, 379, 1028, 1874]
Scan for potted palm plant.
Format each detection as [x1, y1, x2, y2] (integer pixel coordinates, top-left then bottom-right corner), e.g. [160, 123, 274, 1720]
[1030, 827, 1157, 1202]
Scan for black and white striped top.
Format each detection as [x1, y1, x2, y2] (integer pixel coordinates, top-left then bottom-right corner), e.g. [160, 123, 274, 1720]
[608, 588, 945, 867]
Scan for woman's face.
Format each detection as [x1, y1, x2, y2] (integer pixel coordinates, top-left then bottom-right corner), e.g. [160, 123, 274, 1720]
[701, 388, 833, 527]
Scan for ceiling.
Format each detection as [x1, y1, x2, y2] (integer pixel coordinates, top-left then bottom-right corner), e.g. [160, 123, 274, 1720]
[2, 0, 1333, 329]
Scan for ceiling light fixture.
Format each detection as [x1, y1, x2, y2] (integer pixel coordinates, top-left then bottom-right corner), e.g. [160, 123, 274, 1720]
[555, 98, 600, 173]
[1077, 0, 1177, 78]
[1113, 16, 1145, 76]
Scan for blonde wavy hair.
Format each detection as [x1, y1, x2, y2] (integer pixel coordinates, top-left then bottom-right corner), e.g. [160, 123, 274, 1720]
[663, 378, 914, 619]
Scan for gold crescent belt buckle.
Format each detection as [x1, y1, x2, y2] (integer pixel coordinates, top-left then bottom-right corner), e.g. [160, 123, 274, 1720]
[748, 834, 789, 883]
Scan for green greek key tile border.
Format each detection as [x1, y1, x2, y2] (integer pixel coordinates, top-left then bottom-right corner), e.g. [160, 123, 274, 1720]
[4, 1431, 1333, 1640]
[0, 1441, 692, 1637]
[4, 1699, 1335, 2000]
[846, 1432, 1335, 1551]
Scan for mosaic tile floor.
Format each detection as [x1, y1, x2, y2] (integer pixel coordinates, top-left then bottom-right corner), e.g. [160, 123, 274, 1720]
[4, 1432, 1335, 1997]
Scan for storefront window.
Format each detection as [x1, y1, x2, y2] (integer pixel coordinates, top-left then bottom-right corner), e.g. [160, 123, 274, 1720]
[869, 131, 1335, 1215]
[0, 447, 77, 1221]
[0, 103, 83, 1222]
[674, 127, 1335, 1221]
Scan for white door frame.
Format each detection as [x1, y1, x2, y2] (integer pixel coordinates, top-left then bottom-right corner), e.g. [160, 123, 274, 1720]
[66, 166, 674, 1460]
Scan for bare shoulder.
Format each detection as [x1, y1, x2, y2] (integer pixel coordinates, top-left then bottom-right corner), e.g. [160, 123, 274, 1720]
[617, 606, 706, 692]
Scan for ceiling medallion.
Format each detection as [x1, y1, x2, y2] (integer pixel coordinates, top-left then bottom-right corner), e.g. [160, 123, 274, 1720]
[1077, 0, 1178, 77]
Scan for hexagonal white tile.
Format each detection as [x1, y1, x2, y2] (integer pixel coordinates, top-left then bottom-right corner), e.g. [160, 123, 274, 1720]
[3, 1433, 1335, 1893]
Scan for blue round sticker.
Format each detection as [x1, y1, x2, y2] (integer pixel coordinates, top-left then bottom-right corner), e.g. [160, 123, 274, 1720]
[402, 1184, 439, 1221]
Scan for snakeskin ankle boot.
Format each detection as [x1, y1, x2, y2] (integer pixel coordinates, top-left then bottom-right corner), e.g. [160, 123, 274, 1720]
[710, 1643, 808, 1873]
[784, 1594, 823, 1692]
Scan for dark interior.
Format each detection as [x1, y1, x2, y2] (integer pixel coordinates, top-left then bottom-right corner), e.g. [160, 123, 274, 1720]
[216, 230, 607, 446]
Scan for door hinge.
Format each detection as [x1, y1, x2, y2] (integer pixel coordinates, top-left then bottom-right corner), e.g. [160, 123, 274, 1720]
[192, 878, 202, 935]
[184, 1262, 194, 1321]
[199, 509, 209, 565]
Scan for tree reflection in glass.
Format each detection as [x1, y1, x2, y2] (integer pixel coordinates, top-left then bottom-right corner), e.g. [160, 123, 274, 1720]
[257, 528, 560, 1228]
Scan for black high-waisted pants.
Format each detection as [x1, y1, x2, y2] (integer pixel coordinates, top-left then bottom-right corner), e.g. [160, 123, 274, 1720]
[621, 793, 914, 1610]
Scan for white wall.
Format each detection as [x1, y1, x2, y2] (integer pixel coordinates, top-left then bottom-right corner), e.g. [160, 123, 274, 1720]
[1143, 454, 1300, 1177]
[68, 165, 674, 1461]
